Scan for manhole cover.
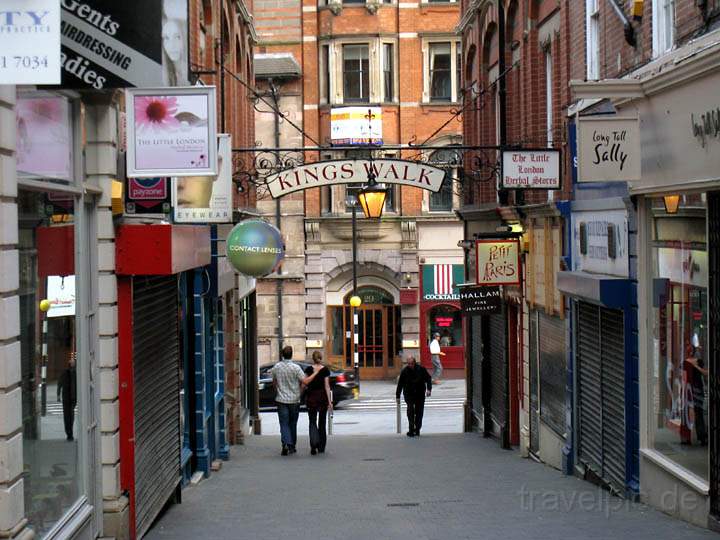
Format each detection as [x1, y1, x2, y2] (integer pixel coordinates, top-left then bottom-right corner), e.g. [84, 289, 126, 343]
[387, 503, 420, 507]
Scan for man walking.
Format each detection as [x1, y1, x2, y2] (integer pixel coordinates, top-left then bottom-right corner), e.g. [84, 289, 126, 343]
[429, 332, 445, 384]
[396, 355, 432, 437]
[271, 346, 306, 455]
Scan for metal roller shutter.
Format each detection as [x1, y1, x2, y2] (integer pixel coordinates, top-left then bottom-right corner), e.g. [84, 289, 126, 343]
[471, 315, 484, 423]
[577, 301, 625, 493]
[488, 312, 507, 429]
[529, 314, 539, 454]
[538, 313, 566, 436]
[133, 276, 181, 538]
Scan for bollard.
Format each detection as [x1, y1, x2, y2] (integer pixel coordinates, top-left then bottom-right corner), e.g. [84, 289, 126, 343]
[396, 399, 401, 434]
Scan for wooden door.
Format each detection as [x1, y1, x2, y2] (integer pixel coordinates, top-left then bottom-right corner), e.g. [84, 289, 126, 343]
[357, 305, 387, 379]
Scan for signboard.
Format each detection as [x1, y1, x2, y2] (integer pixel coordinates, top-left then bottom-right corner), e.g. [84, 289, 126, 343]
[502, 149, 560, 189]
[475, 239, 520, 286]
[124, 177, 171, 214]
[16, 95, 73, 181]
[58, 0, 188, 89]
[126, 86, 218, 178]
[572, 210, 629, 277]
[226, 219, 285, 277]
[657, 248, 707, 288]
[331, 107, 382, 145]
[460, 286, 501, 314]
[0, 1, 61, 84]
[46, 275, 76, 317]
[421, 264, 464, 301]
[173, 134, 233, 223]
[577, 116, 641, 182]
[266, 159, 445, 198]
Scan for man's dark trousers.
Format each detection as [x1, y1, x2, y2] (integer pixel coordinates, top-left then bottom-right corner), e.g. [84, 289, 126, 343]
[63, 400, 76, 440]
[406, 397, 425, 435]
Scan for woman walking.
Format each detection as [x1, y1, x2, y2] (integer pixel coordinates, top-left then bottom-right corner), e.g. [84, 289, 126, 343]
[303, 352, 333, 455]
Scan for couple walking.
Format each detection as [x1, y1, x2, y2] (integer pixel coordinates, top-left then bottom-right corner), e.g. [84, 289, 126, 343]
[270, 346, 332, 456]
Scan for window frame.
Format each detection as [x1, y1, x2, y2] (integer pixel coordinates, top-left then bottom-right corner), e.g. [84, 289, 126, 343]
[422, 39, 461, 103]
[585, 0, 600, 80]
[342, 43, 371, 103]
[381, 41, 397, 103]
[652, 0, 675, 58]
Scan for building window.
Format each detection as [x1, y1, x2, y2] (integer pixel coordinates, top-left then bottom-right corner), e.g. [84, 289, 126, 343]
[382, 43, 395, 102]
[427, 305, 462, 347]
[343, 0, 365, 4]
[429, 148, 457, 212]
[653, 0, 675, 57]
[429, 43, 452, 101]
[649, 194, 708, 480]
[586, 0, 600, 80]
[320, 44, 331, 103]
[343, 44, 370, 103]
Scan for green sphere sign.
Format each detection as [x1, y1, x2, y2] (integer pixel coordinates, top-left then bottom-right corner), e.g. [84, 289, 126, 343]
[226, 219, 285, 277]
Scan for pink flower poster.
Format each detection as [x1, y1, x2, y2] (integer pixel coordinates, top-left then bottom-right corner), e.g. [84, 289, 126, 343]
[16, 96, 72, 180]
[126, 87, 217, 178]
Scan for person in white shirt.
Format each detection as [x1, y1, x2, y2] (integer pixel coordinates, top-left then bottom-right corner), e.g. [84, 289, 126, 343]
[429, 332, 445, 384]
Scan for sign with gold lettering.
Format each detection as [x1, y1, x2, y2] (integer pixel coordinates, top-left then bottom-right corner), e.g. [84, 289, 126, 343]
[265, 159, 445, 199]
[475, 239, 520, 286]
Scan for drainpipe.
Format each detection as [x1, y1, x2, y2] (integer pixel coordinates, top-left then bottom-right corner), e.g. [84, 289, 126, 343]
[270, 79, 284, 355]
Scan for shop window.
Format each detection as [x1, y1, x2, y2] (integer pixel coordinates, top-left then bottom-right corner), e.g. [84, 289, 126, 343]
[427, 305, 462, 347]
[650, 194, 708, 480]
[18, 189, 81, 535]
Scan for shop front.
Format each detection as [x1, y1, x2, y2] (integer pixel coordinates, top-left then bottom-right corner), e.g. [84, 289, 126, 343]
[419, 264, 465, 374]
[13, 92, 103, 539]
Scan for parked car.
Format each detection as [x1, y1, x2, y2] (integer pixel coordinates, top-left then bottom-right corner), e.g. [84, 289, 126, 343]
[258, 362, 358, 409]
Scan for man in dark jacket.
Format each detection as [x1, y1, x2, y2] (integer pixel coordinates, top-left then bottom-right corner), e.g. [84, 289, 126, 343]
[396, 356, 432, 437]
[57, 353, 77, 441]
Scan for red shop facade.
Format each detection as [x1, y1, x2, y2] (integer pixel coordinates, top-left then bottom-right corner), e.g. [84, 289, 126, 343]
[419, 264, 465, 373]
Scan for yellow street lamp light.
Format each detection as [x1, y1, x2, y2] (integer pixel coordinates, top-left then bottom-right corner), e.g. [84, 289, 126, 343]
[357, 176, 387, 219]
[663, 195, 681, 214]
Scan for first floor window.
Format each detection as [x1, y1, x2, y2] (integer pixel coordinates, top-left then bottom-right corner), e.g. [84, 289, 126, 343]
[343, 44, 369, 102]
[429, 43, 452, 101]
[653, 0, 675, 56]
[383, 43, 395, 102]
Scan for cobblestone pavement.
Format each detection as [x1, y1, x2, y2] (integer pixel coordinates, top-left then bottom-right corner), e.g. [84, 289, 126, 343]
[146, 433, 716, 540]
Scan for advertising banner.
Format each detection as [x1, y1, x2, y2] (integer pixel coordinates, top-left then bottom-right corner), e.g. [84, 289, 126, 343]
[124, 177, 171, 214]
[330, 107, 382, 145]
[502, 149, 560, 189]
[266, 159, 445, 198]
[16, 95, 73, 181]
[460, 286, 501, 315]
[173, 134, 233, 223]
[577, 116, 640, 182]
[46, 275, 76, 318]
[475, 239, 520, 286]
[58, 0, 188, 89]
[126, 86, 218, 177]
[421, 264, 464, 301]
[0, 0, 61, 84]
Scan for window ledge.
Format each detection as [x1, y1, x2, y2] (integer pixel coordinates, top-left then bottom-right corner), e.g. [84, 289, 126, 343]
[640, 447, 709, 495]
[422, 101, 461, 107]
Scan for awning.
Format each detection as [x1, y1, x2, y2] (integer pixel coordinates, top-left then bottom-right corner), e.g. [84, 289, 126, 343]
[557, 271, 633, 309]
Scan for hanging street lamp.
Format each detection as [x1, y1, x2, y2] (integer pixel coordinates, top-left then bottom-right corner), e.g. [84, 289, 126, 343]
[357, 172, 387, 219]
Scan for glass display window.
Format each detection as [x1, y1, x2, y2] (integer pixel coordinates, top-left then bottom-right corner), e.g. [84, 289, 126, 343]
[650, 194, 708, 480]
[427, 304, 462, 347]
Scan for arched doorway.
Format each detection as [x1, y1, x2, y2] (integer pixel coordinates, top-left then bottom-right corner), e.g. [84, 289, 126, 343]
[326, 286, 402, 380]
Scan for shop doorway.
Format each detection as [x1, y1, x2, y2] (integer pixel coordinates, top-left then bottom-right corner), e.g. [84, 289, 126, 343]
[326, 287, 402, 380]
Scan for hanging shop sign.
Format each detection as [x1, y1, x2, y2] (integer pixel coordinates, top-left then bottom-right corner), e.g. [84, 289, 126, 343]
[475, 239, 520, 286]
[577, 116, 641, 182]
[330, 107, 382, 145]
[267, 159, 445, 198]
[173, 134, 233, 223]
[124, 177, 170, 214]
[126, 86, 218, 178]
[460, 286, 501, 315]
[226, 219, 285, 277]
[16, 95, 73, 181]
[58, 0, 188, 89]
[421, 264, 464, 301]
[45, 275, 76, 317]
[501, 149, 560, 189]
[0, 0, 61, 84]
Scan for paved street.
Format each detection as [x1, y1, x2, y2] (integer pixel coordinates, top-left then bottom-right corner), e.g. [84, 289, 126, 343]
[259, 379, 466, 436]
[146, 432, 715, 540]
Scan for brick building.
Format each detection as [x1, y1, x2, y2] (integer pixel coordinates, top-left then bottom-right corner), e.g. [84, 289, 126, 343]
[253, 0, 466, 379]
[459, 0, 720, 530]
